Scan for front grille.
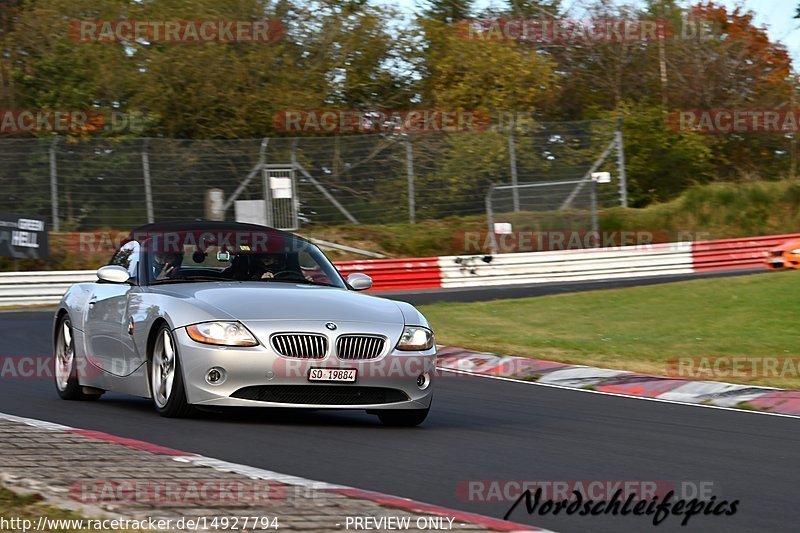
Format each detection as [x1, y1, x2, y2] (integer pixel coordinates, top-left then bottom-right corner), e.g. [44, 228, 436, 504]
[771, 251, 783, 257]
[336, 335, 386, 360]
[271, 334, 327, 359]
[231, 385, 409, 405]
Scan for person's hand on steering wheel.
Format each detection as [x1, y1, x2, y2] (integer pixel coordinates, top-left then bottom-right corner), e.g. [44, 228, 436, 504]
[271, 270, 306, 281]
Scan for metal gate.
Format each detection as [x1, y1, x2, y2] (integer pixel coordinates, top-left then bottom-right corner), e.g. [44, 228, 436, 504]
[263, 165, 298, 230]
[485, 178, 601, 255]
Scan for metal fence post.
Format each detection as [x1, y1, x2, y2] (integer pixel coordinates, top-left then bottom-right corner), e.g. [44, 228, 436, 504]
[259, 137, 271, 226]
[141, 139, 155, 223]
[485, 186, 498, 255]
[590, 179, 599, 238]
[507, 114, 520, 212]
[616, 117, 628, 208]
[561, 136, 617, 210]
[405, 135, 416, 224]
[49, 137, 60, 232]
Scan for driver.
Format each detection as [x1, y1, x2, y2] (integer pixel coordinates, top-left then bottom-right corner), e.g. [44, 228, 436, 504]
[250, 253, 286, 280]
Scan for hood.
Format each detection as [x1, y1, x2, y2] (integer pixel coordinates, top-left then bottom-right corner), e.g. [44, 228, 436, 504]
[148, 282, 404, 323]
[771, 239, 800, 252]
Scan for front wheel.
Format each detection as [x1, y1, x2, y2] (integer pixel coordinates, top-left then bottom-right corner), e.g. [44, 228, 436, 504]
[149, 325, 194, 418]
[377, 407, 430, 427]
[54, 314, 102, 401]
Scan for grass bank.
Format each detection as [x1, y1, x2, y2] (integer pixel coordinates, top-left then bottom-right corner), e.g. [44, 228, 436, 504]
[310, 179, 800, 257]
[420, 271, 800, 389]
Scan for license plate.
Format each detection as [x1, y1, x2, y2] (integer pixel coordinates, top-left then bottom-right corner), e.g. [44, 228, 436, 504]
[308, 368, 357, 382]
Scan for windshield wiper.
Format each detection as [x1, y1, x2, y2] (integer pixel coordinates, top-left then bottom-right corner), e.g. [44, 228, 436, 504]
[151, 275, 229, 284]
[255, 277, 336, 287]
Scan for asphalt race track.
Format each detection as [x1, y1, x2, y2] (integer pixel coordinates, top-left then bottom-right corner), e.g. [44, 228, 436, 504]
[0, 308, 797, 533]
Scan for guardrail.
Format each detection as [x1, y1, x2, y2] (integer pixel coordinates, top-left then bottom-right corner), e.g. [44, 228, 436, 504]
[438, 242, 694, 288]
[692, 233, 800, 272]
[0, 233, 789, 307]
[336, 257, 443, 291]
[0, 271, 97, 306]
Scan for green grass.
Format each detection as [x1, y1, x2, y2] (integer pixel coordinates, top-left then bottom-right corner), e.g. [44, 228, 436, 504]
[421, 271, 800, 389]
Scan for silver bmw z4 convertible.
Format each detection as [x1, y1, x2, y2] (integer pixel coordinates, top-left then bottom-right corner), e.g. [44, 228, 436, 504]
[53, 221, 435, 426]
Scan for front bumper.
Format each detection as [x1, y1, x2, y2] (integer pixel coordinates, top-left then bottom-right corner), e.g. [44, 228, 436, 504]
[174, 325, 436, 410]
[766, 256, 786, 269]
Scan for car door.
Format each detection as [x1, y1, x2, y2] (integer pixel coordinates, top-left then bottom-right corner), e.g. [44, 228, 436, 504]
[84, 241, 140, 376]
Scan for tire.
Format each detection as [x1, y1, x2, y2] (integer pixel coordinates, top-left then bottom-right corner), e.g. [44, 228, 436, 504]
[149, 324, 194, 418]
[377, 407, 430, 427]
[54, 313, 102, 401]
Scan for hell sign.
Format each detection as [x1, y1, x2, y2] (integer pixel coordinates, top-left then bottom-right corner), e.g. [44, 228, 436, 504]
[0, 214, 49, 259]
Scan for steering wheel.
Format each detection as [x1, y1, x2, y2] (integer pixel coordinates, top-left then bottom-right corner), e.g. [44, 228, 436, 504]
[272, 270, 306, 281]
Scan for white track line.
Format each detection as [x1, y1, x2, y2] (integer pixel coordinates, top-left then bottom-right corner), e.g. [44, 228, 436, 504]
[438, 367, 800, 420]
[173, 455, 346, 490]
[0, 412, 73, 430]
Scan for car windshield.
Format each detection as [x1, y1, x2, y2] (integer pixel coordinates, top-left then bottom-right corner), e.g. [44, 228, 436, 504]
[144, 232, 345, 288]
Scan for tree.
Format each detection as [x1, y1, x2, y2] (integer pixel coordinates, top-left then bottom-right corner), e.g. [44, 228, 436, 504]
[621, 106, 717, 205]
[422, 0, 474, 24]
[506, 0, 560, 19]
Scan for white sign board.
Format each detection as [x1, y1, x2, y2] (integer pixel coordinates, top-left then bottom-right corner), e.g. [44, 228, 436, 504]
[235, 200, 267, 226]
[270, 177, 293, 199]
[591, 172, 612, 183]
[493, 222, 513, 234]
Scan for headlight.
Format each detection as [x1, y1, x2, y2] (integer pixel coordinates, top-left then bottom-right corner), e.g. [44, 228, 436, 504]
[186, 321, 258, 347]
[396, 326, 434, 351]
[791, 249, 800, 255]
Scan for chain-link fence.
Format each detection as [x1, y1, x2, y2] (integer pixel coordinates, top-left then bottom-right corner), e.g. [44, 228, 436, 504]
[0, 117, 625, 231]
[484, 117, 627, 253]
[485, 179, 602, 254]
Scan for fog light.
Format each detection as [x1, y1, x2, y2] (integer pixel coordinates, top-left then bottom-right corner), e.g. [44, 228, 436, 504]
[206, 367, 226, 385]
[416, 373, 430, 390]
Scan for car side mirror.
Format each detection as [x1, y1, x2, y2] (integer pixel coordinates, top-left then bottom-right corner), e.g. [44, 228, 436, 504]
[97, 265, 131, 284]
[346, 273, 373, 291]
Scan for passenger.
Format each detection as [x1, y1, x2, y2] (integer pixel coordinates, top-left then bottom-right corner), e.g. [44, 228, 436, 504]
[152, 251, 182, 280]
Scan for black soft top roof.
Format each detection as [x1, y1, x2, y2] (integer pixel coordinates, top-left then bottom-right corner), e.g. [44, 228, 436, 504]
[125, 220, 307, 243]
